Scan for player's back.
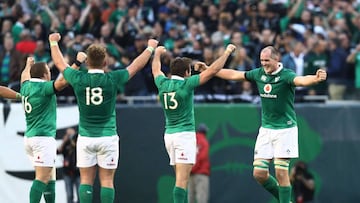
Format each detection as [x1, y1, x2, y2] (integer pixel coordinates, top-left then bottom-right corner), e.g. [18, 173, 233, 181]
[155, 75, 200, 133]
[20, 80, 56, 137]
[64, 68, 129, 136]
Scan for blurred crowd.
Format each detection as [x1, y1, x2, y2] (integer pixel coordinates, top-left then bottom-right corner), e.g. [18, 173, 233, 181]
[1, 0, 360, 103]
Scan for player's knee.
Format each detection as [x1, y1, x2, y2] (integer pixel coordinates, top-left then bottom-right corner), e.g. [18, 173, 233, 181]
[253, 159, 270, 171]
[253, 159, 270, 182]
[274, 159, 290, 171]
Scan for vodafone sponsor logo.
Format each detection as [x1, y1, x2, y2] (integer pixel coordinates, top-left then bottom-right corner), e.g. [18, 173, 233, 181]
[260, 84, 277, 98]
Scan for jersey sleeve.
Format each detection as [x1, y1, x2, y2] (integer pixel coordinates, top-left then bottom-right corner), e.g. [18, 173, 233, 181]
[63, 67, 79, 85]
[113, 69, 129, 92]
[154, 75, 167, 88]
[186, 75, 200, 90]
[20, 81, 29, 95]
[285, 70, 297, 86]
[43, 81, 55, 95]
[244, 69, 258, 81]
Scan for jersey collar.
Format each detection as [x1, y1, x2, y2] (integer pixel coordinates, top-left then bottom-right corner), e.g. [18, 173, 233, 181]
[270, 63, 283, 75]
[88, 69, 105, 74]
[171, 75, 184, 80]
[29, 78, 46, 82]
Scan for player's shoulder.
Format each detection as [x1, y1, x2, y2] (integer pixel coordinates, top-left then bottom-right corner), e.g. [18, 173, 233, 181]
[246, 67, 263, 77]
[155, 74, 168, 83]
[280, 68, 297, 76]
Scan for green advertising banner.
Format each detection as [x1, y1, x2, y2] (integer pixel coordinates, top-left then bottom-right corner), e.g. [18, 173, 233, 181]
[90, 103, 360, 203]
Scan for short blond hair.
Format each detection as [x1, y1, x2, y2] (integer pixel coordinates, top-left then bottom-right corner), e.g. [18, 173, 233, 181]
[86, 44, 106, 67]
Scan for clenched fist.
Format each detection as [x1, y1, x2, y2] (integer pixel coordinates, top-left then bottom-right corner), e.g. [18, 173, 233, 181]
[194, 62, 208, 72]
[76, 52, 87, 63]
[225, 44, 236, 54]
[49, 33, 61, 42]
[316, 69, 327, 82]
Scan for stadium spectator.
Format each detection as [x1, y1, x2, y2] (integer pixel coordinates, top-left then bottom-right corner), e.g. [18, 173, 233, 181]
[303, 38, 328, 95]
[0, 32, 24, 86]
[188, 123, 211, 203]
[327, 37, 349, 100]
[4, 0, 360, 101]
[290, 161, 315, 203]
[58, 127, 80, 203]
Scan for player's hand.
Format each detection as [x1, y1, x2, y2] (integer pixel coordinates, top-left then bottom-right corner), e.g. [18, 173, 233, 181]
[194, 62, 208, 72]
[316, 69, 327, 82]
[148, 39, 159, 49]
[49, 33, 61, 42]
[26, 57, 35, 67]
[76, 52, 87, 63]
[225, 44, 236, 54]
[154, 46, 166, 56]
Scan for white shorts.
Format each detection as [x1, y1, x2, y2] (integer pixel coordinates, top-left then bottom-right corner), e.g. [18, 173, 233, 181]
[164, 131, 196, 165]
[24, 136, 57, 167]
[76, 135, 119, 169]
[254, 126, 298, 159]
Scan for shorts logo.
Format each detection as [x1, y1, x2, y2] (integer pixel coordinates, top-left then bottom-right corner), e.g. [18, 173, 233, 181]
[178, 152, 188, 160]
[107, 158, 116, 166]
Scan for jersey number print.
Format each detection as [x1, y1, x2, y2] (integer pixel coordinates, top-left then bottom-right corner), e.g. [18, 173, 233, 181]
[22, 96, 32, 113]
[163, 92, 178, 109]
[86, 87, 103, 105]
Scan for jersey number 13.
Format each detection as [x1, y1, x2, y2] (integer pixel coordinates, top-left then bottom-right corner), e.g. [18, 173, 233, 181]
[163, 92, 178, 109]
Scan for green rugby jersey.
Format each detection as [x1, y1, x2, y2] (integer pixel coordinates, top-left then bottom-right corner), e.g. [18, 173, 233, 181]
[20, 79, 56, 137]
[245, 67, 297, 129]
[63, 68, 129, 137]
[155, 75, 200, 134]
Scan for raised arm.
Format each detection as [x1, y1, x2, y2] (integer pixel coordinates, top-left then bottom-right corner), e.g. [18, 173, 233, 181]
[197, 44, 236, 85]
[54, 51, 87, 91]
[216, 69, 246, 81]
[0, 86, 20, 99]
[49, 33, 69, 73]
[126, 39, 159, 79]
[20, 57, 35, 84]
[293, 69, 327, 86]
[194, 46, 246, 82]
[152, 46, 166, 78]
[196, 65, 246, 81]
[71, 51, 87, 70]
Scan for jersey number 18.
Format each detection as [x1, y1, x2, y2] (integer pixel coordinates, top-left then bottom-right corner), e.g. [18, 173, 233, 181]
[85, 87, 103, 105]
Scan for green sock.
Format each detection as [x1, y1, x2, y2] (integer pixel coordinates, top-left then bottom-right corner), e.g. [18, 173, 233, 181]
[184, 189, 188, 203]
[262, 175, 279, 200]
[79, 184, 93, 203]
[100, 187, 115, 203]
[279, 186, 292, 203]
[43, 180, 55, 203]
[30, 180, 47, 203]
[173, 186, 186, 203]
